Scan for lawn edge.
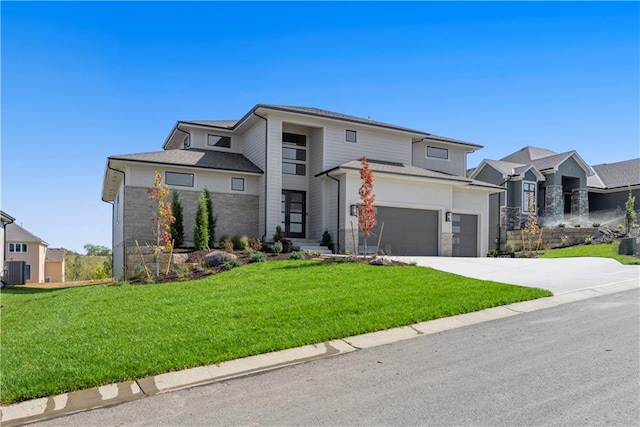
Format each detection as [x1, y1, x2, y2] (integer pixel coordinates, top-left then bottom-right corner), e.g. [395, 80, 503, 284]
[2, 279, 637, 427]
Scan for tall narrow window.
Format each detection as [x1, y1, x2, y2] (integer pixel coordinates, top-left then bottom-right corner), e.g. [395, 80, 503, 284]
[25, 264, 31, 280]
[282, 132, 307, 176]
[183, 135, 190, 149]
[523, 182, 536, 213]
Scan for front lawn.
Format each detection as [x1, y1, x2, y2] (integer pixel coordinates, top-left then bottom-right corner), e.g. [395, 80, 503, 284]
[540, 241, 640, 265]
[1, 260, 551, 404]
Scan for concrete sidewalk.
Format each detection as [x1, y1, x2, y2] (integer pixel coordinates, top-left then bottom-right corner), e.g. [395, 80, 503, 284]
[392, 256, 640, 294]
[2, 278, 638, 426]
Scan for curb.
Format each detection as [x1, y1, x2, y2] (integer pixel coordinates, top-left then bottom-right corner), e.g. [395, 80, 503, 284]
[2, 280, 637, 426]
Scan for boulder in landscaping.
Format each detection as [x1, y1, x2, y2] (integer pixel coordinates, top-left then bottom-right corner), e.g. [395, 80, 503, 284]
[370, 256, 393, 266]
[204, 250, 238, 268]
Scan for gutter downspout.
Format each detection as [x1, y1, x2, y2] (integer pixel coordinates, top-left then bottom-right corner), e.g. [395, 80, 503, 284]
[175, 126, 192, 149]
[105, 161, 126, 279]
[325, 172, 340, 254]
[253, 111, 268, 241]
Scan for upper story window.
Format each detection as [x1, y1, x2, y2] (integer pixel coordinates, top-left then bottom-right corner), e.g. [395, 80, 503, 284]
[231, 177, 245, 191]
[9, 243, 28, 253]
[426, 146, 449, 160]
[282, 132, 306, 176]
[346, 130, 357, 143]
[165, 171, 194, 187]
[183, 135, 191, 149]
[208, 134, 231, 148]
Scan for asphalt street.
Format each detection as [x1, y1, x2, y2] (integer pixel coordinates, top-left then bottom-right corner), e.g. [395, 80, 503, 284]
[34, 288, 640, 426]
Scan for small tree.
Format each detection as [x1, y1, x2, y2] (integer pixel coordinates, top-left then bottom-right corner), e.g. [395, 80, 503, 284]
[357, 156, 376, 256]
[170, 192, 185, 247]
[147, 171, 175, 275]
[194, 192, 209, 250]
[624, 189, 637, 236]
[203, 188, 217, 248]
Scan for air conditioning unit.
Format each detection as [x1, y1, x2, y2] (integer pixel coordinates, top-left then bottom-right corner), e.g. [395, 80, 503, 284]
[6, 261, 27, 285]
[45, 277, 52, 283]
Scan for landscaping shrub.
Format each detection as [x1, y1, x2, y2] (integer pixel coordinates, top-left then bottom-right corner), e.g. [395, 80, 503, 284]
[289, 251, 304, 260]
[273, 241, 283, 254]
[248, 237, 263, 251]
[232, 235, 249, 251]
[321, 229, 331, 246]
[220, 238, 234, 253]
[220, 258, 241, 271]
[273, 226, 283, 242]
[249, 251, 266, 263]
[193, 193, 209, 250]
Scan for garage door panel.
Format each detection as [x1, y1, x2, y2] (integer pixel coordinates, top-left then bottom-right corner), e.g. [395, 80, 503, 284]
[364, 207, 438, 256]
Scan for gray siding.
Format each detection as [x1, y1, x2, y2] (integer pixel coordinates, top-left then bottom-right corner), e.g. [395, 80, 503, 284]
[323, 124, 410, 171]
[473, 165, 504, 186]
[589, 189, 640, 213]
[412, 141, 467, 176]
[308, 127, 324, 241]
[545, 157, 587, 187]
[241, 121, 267, 238]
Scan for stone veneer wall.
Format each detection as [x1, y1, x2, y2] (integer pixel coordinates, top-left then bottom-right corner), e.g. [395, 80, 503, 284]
[544, 185, 564, 222]
[571, 188, 589, 218]
[500, 207, 521, 230]
[441, 232, 453, 256]
[123, 186, 259, 250]
[505, 227, 597, 252]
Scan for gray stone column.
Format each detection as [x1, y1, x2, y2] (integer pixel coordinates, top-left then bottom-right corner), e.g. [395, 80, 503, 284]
[544, 185, 564, 222]
[570, 188, 589, 218]
[500, 206, 521, 230]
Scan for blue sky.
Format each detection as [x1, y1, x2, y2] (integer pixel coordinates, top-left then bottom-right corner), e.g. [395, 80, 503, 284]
[2, 1, 638, 253]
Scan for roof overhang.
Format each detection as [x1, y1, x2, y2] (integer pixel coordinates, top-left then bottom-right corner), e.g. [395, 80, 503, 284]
[539, 151, 594, 176]
[1, 211, 15, 225]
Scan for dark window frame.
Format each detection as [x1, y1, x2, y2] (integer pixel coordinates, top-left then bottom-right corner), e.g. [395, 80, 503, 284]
[282, 162, 306, 176]
[207, 134, 232, 148]
[165, 171, 194, 187]
[346, 130, 357, 143]
[231, 177, 245, 191]
[426, 146, 449, 160]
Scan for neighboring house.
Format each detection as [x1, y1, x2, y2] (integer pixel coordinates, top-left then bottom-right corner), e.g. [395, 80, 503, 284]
[5, 223, 48, 284]
[470, 146, 639, 250]
[588, 158, 640, 217]
[5, 223, 66, 284]
[102, 104, 502, 279]
[1, 211, 16, 284]
[45, 248, 66, 283]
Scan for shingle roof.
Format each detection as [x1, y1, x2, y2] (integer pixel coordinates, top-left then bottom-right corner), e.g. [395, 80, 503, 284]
[528, 151, 577, 171]
[181, 120, 238, 129]
[591, 158, 640, 188]
[6, 223, 48, 245]
[256, 105, 479, 147]
[500, 146, 558, 163]
[110, 149, 263, 174]
[333, 159, 502, 189]
[484, 159, 527, 176]
[45, 248, 65, 262]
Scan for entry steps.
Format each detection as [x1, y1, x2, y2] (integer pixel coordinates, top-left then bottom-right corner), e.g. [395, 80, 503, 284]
[289, 239, 333, 255]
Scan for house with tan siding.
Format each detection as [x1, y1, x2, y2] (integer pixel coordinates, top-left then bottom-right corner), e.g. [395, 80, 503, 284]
[102, 104, 502, 279]
[5, 223, 65, 284]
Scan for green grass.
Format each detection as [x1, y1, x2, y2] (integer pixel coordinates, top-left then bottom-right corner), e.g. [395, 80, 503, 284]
[1, 261, 551, 404]
[540, 241, 640, 265]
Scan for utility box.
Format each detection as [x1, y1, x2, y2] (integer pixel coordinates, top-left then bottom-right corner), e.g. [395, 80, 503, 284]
[5, 261, 27, 285]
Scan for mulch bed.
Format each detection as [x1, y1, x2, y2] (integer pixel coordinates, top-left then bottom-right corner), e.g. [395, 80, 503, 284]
[128, 250, 407, 285]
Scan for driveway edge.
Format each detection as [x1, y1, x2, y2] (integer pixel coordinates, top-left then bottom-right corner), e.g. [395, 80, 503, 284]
[2, 280, 637, 426]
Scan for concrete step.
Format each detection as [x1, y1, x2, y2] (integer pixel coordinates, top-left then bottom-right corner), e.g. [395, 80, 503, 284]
[288, 239, 333, 255]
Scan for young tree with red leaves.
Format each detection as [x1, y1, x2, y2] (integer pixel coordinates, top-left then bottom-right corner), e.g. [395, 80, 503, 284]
[147, 171, 175, 275]
[357, 156, 376, 256]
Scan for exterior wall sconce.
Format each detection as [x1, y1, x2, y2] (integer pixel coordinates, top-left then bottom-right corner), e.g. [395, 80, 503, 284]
[350, 204, 357, 216]
[445, 211, 452, 222]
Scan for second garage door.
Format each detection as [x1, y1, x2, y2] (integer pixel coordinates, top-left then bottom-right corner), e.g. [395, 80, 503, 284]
[366, 207, 439, 256]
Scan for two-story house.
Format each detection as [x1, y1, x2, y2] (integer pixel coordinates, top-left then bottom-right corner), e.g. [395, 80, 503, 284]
[102, 105, 502, 279]
[5, 223, 66, 284]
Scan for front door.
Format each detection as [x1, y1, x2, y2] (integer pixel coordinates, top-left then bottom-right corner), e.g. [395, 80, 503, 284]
[281, 190, 305, 238]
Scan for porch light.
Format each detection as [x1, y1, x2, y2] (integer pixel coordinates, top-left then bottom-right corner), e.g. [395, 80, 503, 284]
[446, 211, 452, 222]
[350, 204, 357, 216]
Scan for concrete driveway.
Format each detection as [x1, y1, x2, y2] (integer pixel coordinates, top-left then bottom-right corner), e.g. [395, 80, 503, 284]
[392, 256, 640, 294]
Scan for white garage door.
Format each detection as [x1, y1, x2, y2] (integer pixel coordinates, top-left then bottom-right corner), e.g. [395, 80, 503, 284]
[364, 207, 439, 256]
